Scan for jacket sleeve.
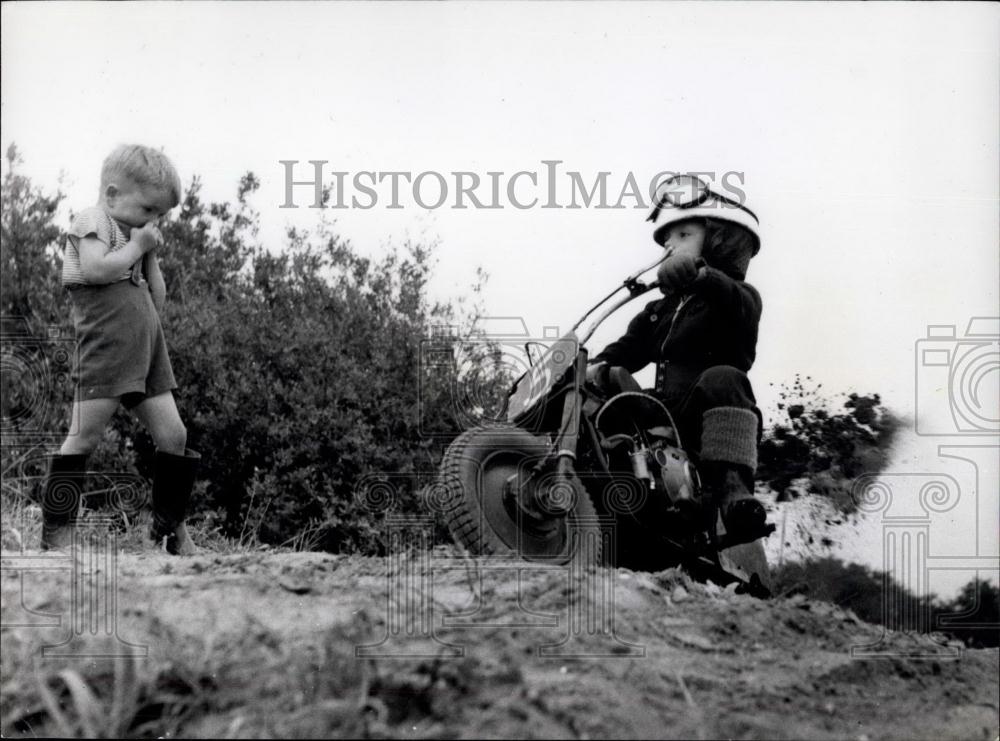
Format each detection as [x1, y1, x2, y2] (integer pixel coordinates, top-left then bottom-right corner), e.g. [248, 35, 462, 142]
[593, 300, 661, 373]
[690, 267, 762, 369]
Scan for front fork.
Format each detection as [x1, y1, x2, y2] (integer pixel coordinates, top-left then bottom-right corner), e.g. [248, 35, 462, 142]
[504, 349, 589, 522]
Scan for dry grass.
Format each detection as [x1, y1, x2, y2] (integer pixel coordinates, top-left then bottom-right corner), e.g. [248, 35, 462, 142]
[0, 454, 321, 557]
[2, 619, 383, 738]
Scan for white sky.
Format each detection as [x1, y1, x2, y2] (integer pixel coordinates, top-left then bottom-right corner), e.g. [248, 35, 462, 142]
[3, 2, 997, 593]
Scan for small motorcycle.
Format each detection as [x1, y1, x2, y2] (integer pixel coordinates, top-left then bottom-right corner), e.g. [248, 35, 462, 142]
[434, 258, 775, 597]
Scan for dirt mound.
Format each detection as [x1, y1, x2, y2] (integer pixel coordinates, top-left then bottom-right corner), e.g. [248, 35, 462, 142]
[2, 550, 997, 739]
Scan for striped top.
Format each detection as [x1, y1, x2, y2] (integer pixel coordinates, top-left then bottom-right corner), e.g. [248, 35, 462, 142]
[62, 207, 136, 286]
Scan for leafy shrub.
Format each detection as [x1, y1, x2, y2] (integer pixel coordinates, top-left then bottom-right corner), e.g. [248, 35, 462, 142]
[1, 148, 74, 463]
[1, 145, 65, 324]
[937, 578, 1000, 648]
[773, 557, 999, 647]
[772, 557, 934, 629]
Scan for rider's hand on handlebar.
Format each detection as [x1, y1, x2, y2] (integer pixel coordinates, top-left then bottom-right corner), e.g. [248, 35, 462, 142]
[657, 254, 703, 294]
[586, 361, 609, 389]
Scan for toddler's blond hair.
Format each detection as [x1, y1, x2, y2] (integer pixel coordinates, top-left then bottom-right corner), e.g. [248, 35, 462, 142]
[100, 144, 182, 207]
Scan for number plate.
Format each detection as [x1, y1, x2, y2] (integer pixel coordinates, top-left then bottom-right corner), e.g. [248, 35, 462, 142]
[506, 333, 579, 421]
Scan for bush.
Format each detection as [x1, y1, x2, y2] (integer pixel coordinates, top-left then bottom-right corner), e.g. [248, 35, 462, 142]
[773, 558, 999, 647]
[937, 579, 1000, 648]
[1, 147, 75, 458]
[772, 557, 934, 629]
[1, 145, 65, 324]
[758, 374, 901, 515]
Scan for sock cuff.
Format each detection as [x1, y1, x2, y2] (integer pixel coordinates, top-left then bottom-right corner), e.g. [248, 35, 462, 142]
[700, 406, 759, 471]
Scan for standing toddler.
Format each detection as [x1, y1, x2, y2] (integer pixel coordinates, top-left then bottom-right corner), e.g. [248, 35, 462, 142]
[41, 144, 198, 555]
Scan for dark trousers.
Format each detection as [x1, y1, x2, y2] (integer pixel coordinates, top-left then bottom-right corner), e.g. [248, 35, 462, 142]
[661, 365, 762, 462]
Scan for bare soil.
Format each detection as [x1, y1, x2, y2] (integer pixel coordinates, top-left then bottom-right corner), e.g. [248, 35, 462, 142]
[2, 548, 998, 739]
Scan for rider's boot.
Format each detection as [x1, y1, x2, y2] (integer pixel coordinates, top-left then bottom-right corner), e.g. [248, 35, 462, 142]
[40, 453, 89, 550]
[700, 462, 766, 546]
[700, 407, 766, 546]
[149, 448, 200, 556]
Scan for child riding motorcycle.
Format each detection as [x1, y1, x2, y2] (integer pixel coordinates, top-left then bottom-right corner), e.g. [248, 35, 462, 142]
[589, 174, 766, 547]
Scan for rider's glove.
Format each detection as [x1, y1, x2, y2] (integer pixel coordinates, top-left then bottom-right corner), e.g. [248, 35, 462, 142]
[657, 255, 704, 294]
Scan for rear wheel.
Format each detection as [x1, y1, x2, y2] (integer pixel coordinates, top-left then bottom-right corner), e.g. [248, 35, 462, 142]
[438, 426, 602, 566]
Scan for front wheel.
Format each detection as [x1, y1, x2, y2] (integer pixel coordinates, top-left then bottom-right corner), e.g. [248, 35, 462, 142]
[437, 426, 602, 566]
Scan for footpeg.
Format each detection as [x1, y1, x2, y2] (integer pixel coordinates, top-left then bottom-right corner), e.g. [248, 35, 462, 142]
[717, 521, 776, 551]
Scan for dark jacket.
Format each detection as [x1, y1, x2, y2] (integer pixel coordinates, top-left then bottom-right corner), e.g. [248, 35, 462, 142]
[595, 267, 762, 405]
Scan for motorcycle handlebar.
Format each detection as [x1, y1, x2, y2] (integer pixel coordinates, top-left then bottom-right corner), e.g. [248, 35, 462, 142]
[578, 278, 664, 347]
[571, 255, 668, 337]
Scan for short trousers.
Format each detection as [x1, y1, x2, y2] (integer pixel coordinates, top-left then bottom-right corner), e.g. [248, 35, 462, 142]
[67, 280, 177, 406]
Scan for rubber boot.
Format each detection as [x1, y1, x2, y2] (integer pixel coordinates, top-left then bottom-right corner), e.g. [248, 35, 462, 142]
[40, 453, 89, 551]
[699, 406, 766, 546]
[149, 448, 200, 556]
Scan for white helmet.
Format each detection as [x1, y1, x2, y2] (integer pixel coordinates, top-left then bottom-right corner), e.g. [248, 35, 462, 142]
[648, 174, 760, 255]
